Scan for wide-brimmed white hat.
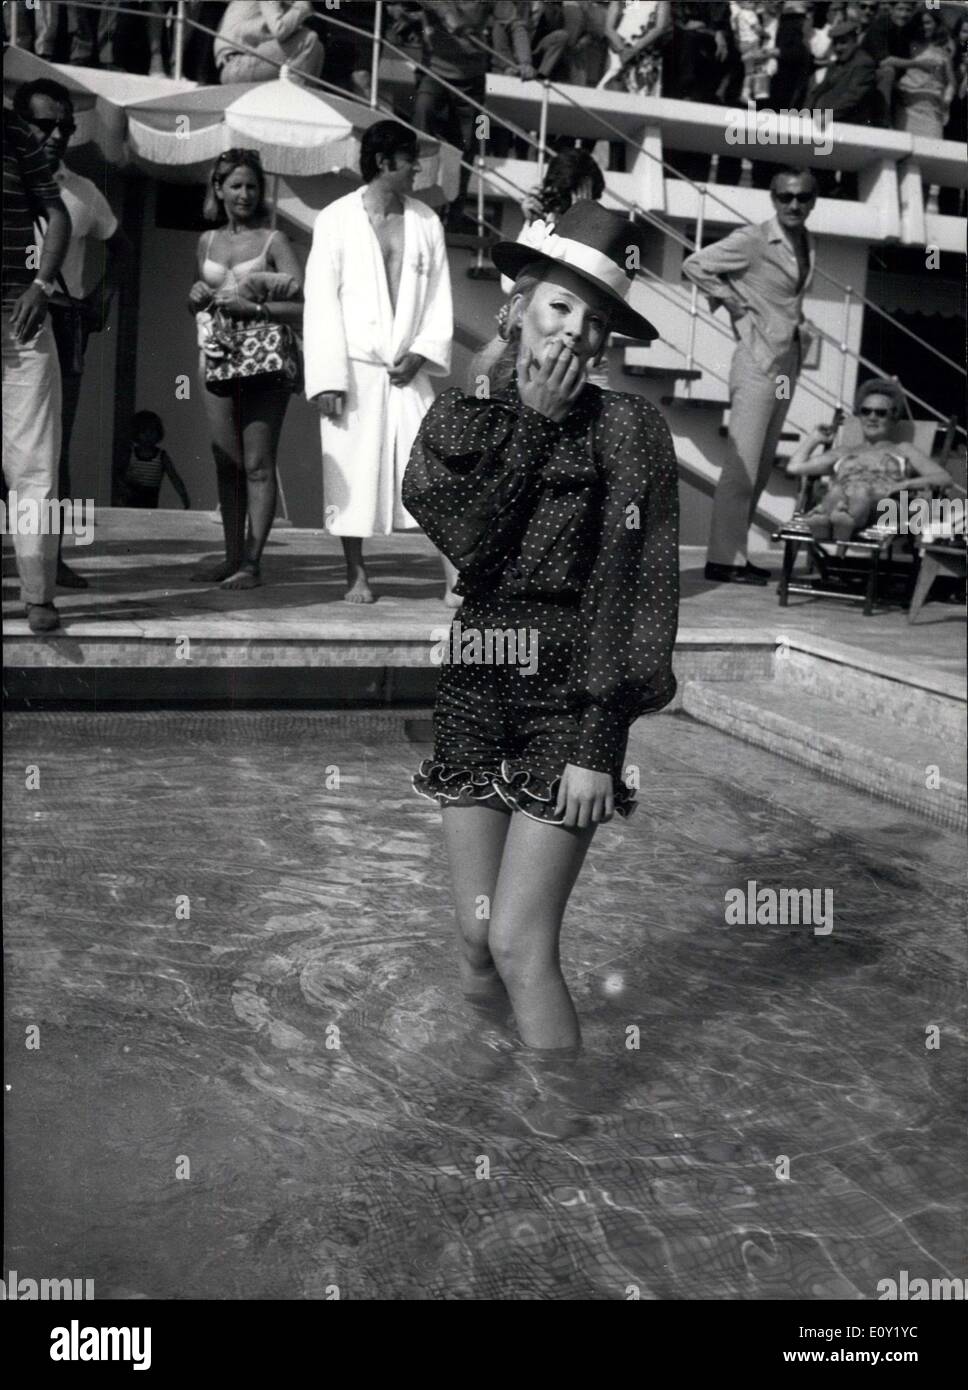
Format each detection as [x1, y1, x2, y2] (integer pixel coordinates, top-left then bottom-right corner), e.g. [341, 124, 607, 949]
[491, 202, 659, 341]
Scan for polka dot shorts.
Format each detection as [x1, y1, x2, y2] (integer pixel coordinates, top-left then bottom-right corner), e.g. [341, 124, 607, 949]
[412, 597, 636, 824]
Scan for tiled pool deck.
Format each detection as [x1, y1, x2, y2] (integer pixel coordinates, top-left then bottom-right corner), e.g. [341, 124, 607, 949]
[3, 512, 965, 680]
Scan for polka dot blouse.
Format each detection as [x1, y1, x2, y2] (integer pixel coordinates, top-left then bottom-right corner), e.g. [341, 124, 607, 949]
[402, 380, 681, 772]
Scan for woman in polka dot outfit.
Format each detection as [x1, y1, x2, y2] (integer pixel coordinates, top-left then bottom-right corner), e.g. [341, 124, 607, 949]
[402, 202, 680, 1051]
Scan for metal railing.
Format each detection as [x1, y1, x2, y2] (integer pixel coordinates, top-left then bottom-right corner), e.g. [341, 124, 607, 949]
[458, 24, 967, 374]
[24, 0, 967, 436]
[316, 6, 967, 426]
[455, 23, 967, 384]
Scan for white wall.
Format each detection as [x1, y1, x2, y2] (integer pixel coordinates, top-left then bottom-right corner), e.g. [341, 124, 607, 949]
[115, 178, 874, 548]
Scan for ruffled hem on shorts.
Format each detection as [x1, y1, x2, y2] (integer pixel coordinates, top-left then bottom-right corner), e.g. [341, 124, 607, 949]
[412, 757, 637, 823]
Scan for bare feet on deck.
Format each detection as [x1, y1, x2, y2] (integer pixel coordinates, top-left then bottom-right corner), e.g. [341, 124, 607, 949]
[344, 572, 376, 603]
[191, 559, 239, 583]
[220, 564, 261, 591]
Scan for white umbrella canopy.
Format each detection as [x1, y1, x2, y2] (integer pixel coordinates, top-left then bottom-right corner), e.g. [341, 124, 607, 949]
[125, 73, 460, 199]
[2, 45, 195, 165]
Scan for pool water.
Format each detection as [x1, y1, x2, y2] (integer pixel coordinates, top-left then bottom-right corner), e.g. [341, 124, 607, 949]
[3, 710, 965, 1300]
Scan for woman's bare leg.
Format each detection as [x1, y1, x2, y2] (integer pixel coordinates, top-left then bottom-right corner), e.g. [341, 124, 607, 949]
[193, 385, 245, 582]
[221, 386, 288, 589]
[489, 816, 597, 1050]
[440, 800, 512, 998]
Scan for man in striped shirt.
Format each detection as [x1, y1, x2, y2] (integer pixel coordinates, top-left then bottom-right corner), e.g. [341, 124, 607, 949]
[3, 108, 72, 633]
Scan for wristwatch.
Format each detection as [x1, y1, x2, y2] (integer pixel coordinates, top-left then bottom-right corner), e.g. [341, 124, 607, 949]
[32, 278, 56, 297]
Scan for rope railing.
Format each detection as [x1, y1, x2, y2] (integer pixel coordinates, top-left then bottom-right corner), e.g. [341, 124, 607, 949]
[28, 2, 966, 434]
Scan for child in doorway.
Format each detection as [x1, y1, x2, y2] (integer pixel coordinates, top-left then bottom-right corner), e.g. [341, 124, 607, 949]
[119, 410, 191, 509]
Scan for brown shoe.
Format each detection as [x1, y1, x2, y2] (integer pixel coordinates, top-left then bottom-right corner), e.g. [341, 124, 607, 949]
[26, 603, 61, 633]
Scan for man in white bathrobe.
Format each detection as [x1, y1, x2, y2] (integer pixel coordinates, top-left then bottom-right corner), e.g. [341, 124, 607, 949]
[304, 121, 454, 603]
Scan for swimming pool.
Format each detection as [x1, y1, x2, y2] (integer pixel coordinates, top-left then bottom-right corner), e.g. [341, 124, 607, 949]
[4, 710, 965, 1299]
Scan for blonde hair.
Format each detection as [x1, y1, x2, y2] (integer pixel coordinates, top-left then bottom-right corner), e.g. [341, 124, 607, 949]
[466, 262, 610, 396]
[467, 266, 544, 395]
[203, 148, 269, 226]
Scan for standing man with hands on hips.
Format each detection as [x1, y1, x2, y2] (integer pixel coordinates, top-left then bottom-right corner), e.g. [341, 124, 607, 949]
[2, 106, 71, 634]
[682, 167, 817, 586]
[15, 76, 130, 593]
[303, 121, 454, 605]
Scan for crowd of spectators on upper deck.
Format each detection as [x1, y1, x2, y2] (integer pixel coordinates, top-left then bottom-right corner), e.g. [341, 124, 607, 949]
[6, 2, 966, 146]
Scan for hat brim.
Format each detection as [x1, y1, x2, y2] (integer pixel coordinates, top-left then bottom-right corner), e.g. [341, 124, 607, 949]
[491, 239, 659, 342]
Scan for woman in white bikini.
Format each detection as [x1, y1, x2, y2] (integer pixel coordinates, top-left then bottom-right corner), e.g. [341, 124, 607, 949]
[188, 149, 304, 590]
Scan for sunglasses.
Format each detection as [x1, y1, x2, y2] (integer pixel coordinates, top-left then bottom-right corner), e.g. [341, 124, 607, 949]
[859, 406, 891, 418]
[27, 116, 76, 139]
[774, 191, 815, 204]
[216, 147, 262, 167]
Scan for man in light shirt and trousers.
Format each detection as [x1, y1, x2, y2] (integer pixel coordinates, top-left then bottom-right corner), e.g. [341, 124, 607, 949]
[16, 78, 129, 590]
[2, 109, 71, 633]
[682, 167, 817, 585]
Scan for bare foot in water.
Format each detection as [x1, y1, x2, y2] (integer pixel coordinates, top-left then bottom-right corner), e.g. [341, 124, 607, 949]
[220, 565, 261, 590]
[344, 573, 375, 603]
[191, 559, 238, 583]
[516, 1096, 591, 1140]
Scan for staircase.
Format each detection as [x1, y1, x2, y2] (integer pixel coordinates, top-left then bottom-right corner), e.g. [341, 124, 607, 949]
[680, 637, 967, 829]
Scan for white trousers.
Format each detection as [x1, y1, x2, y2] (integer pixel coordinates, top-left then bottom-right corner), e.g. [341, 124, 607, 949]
[2, 310, 62, 606]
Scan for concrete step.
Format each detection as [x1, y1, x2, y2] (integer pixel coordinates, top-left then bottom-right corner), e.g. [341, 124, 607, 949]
[772, 641, 967, 744]
[682, 678, 967, 829]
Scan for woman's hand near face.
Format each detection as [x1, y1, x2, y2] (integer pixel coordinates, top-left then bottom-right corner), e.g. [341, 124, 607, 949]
[554, 765, 615, 828]
[517, 339, 585, 422]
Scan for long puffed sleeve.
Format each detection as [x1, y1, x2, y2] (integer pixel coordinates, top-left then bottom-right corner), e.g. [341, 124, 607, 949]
[570, 396, 680, 773]
[303, 204, 349, 399]
[402, 388, 561, 587]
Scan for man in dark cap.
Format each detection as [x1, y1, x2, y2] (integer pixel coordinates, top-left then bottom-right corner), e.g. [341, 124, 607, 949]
[807, 17, 879, 124]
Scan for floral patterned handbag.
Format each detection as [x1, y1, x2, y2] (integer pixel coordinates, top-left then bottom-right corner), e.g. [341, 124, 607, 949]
[202, 307, 303, 396]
